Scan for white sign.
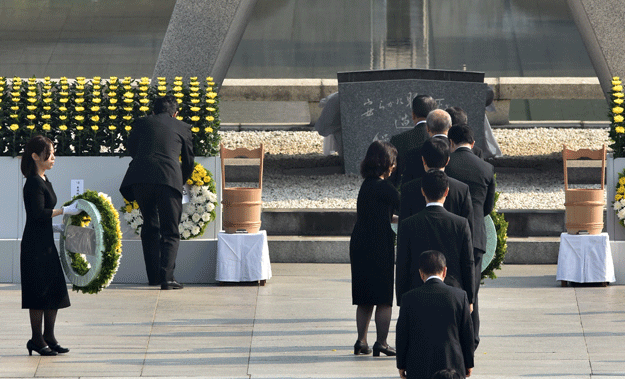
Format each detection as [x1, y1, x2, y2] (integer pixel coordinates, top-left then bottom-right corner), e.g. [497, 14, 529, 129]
[71, 179, 84, 197]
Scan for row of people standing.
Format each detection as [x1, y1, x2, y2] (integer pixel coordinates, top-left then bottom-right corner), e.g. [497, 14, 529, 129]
[349, 94, 496, 379]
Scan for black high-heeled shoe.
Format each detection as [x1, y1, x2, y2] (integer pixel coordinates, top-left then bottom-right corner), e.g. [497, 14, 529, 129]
[26, 340, 57, 356]
[354, 340, 372, 355]
[372, 341, 396, 356]
[44, 339, 69, 354]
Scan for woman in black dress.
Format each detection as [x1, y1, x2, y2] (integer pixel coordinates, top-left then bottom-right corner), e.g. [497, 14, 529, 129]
[21, 135, 81, 356]
[350, 140, 400, 356]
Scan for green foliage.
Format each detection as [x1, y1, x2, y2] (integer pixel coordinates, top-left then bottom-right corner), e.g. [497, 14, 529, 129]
[0, 76, 221, 157]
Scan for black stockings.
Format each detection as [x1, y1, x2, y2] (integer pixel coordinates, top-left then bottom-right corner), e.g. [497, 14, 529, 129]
[356, 304, 392, 346]
[29, 309, 58, 348]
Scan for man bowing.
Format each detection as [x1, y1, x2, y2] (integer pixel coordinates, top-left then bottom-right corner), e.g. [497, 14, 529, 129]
[120, 95, 195, 290]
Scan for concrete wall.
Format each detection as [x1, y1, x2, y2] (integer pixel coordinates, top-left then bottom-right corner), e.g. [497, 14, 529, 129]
[567, 0, 625, 97]
[219, 77, 605, 125]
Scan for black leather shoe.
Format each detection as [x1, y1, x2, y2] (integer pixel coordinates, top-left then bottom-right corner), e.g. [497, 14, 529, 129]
[45, 339, 69, 354]
[161, 280, 184, 290]
[372, 341, 396, 356]
[27, 340, 57, 356]
[354, 340, 372, 355]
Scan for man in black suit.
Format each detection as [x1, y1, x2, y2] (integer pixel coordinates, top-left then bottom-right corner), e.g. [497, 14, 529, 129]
[445, 106, 483, 159]
[399, 138, 473, 233]
[120, 95, 195, 290]
[396, 250, 474, 379]
[401, 109, 452, 185]
[396, 170, 474, 307]
[390, 95, 438, 187]
[446, 125, 496, 347]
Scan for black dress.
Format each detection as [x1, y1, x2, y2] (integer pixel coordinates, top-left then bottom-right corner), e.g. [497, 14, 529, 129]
[21, 175, 70, 310]
[350, 177, 400, 305]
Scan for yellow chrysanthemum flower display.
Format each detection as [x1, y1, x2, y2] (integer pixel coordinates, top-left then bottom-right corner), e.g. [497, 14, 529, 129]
[0, 76, 219, 157]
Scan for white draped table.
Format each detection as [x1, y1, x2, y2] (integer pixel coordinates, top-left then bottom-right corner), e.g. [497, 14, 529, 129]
[556, 233, 615, 286]
[216, 231, 272, 284]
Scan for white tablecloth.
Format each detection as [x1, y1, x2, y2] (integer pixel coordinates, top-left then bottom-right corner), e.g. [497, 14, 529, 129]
[556, 233, 615, 283]
[216, 231, 272, 282]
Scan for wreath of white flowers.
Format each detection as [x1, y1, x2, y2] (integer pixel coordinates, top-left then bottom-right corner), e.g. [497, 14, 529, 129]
[61, 190, 123, 294]
[120, 162, 218, 239]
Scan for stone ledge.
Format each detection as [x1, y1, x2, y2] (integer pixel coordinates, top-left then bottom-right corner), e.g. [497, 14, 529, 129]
[261, 209, 605, 238]
[220, 77, 604, 102]
[266, 236, 561, 264]
[506, 237, 561, 264]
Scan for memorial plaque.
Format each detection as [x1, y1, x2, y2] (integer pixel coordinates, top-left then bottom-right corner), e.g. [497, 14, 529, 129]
[338, 69, 486, 174]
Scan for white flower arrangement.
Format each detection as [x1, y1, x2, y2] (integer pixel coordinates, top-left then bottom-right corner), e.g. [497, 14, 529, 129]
[120, 162, 218, 240]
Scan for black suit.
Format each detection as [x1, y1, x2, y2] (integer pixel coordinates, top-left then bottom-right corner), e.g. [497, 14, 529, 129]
[445, 145, 496, 347]
[396, 278, 475, 379]
[400, 134, 448, 185]
[472, 145, 484, 159]
[389, 120, 428, 187]
[399, 174, 473, 230]
[396, 205, 474, 306]
[402, 136, 485, 185]
[120, 113, 194, 284]
[445, 146, 495, 253]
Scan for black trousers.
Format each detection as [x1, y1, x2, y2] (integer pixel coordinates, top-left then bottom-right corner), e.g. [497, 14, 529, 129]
[473, 248, 484, 349]
[132, 183, 182, 284]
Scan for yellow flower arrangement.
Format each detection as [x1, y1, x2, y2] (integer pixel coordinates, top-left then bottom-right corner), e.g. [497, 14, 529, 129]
[0, 76, 220, 157]
[610, 77, 625, 157]
[121, 162, 218, 240]
[614, 168, 625, 226]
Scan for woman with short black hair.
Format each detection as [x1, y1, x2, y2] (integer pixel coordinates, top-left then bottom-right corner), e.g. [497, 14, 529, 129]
[21, 135, 81, 356]
[350, 140, 400, 356]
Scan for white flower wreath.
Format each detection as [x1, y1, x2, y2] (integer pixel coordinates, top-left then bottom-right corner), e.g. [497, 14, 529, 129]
[120, 162, 218, 239]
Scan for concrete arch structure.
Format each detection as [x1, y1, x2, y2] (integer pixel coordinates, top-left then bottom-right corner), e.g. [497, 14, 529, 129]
[152, 0, 258, 87]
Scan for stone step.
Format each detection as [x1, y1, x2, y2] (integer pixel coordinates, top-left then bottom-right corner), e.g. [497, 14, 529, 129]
[220, 100, 312, 131]
[260, 209, 607, 237]
[266, 236, 560, 264]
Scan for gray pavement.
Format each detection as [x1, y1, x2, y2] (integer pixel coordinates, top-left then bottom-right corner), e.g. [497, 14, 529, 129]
[1, 263, 625, 379]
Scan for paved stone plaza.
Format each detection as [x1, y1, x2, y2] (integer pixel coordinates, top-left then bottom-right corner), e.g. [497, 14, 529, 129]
[1, 263, 624, 379]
